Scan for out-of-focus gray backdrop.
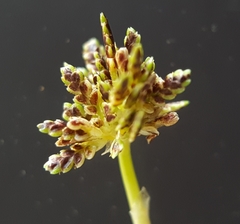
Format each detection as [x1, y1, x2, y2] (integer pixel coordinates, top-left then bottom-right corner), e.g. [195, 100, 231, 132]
[1, 0, 240, 223]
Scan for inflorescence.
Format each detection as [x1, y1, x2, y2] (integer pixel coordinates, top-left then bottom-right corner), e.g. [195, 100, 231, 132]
[37, 13, 191, 174]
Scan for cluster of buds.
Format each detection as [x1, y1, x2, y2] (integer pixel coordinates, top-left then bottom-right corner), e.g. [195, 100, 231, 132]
[37, 13, 191, 174]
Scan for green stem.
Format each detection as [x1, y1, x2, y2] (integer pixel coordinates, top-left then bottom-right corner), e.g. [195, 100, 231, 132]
[118, 141, 151, 224]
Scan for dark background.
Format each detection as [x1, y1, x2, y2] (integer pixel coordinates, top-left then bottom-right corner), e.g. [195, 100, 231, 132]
[1, 0, 240, 223]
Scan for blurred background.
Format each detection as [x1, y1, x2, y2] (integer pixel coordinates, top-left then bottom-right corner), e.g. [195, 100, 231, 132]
[1, 0, 240, 223]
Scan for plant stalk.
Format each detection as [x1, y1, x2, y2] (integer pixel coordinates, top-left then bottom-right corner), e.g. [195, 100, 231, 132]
[118, 141, 151, 224]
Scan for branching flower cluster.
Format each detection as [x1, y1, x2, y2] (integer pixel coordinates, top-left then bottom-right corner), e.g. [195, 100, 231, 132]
[37, 13, 191, 174]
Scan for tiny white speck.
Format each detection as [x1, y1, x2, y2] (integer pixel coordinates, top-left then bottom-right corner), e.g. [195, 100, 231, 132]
[166, 38, 176, 44]
[39, 85, 45, 91]
[19, 169, 26, 177]
[211, 23, 218, 32]
[71, 208, 79, 216]
[0, 139, 4, 145]
[79, 176, 84, 182]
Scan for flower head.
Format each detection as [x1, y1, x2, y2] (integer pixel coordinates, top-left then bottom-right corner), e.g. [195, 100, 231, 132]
[37, 13, 191, 174]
